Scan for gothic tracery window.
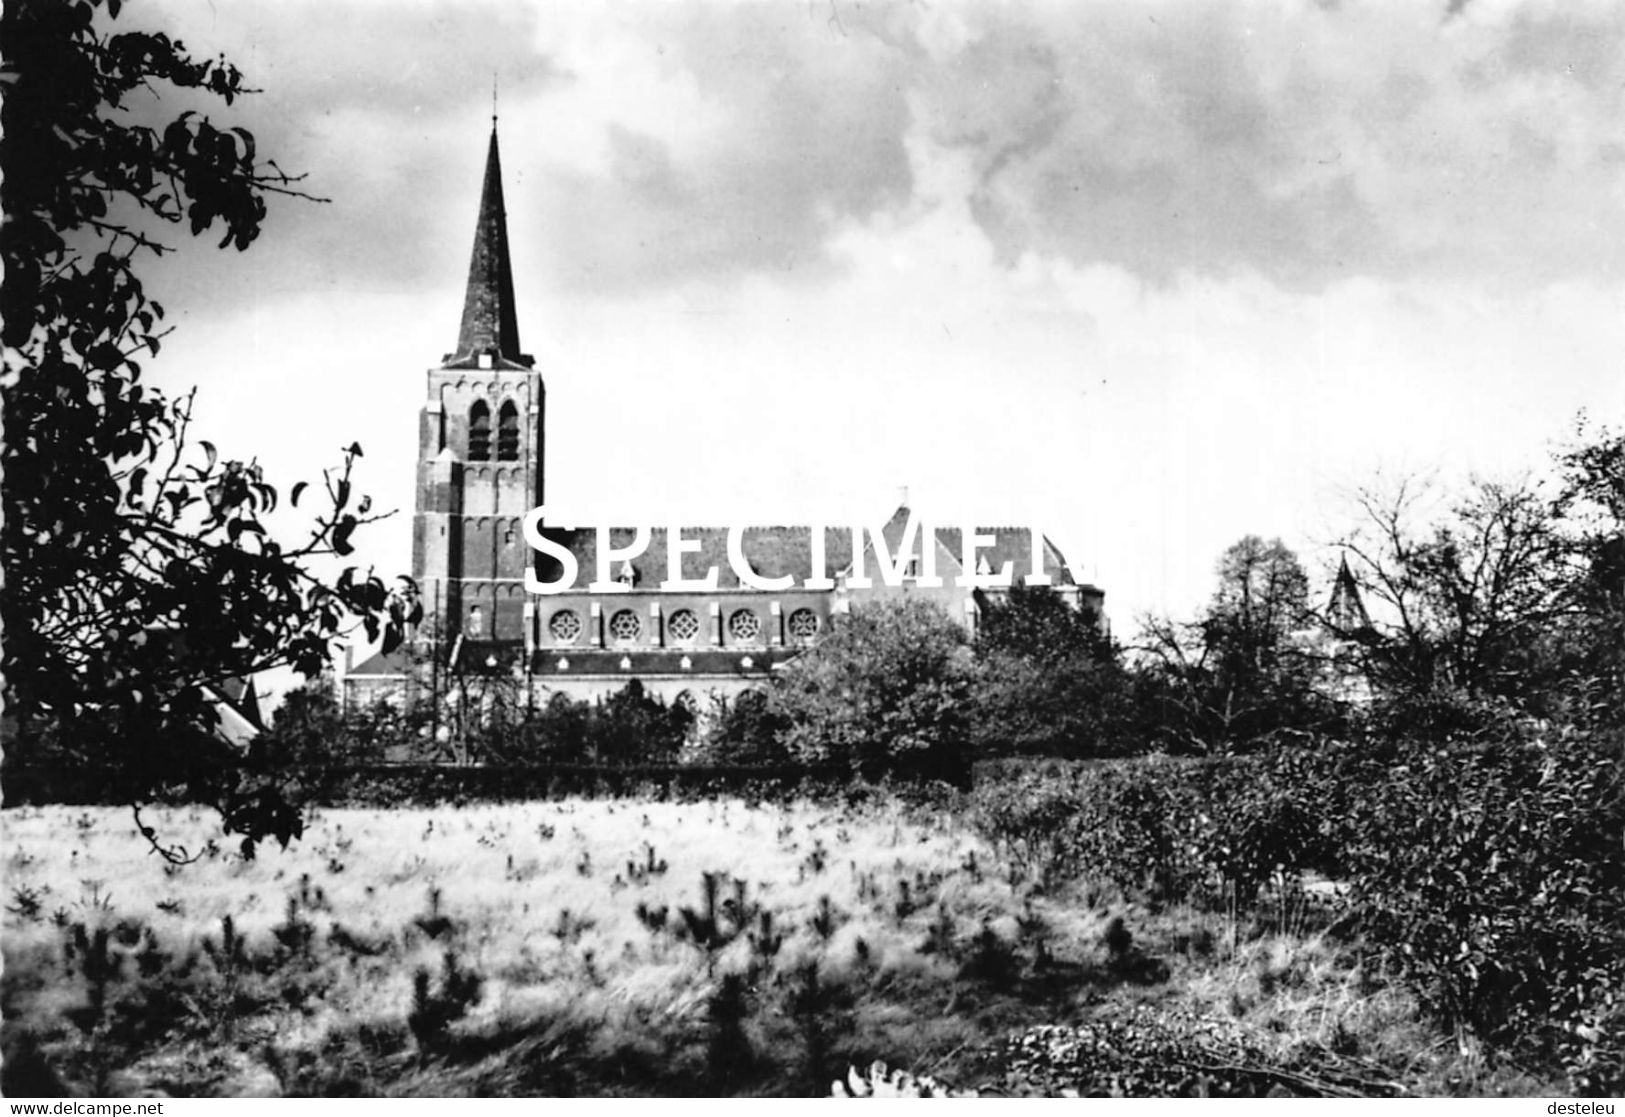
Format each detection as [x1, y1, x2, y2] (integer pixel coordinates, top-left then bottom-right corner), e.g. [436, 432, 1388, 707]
[497, 400, 520, 461]
[468, 400, 492, 461]
[667, 609, 700, 644]
[549, 610, 582, 645]
[787, 608, 820, 642]
[609, 609, 642, 644]
[728, 609, 761, 643]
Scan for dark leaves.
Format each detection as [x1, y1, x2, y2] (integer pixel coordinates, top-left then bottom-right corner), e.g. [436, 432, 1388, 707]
[1, 0, 391, 859]
[332, 514, 357, 556]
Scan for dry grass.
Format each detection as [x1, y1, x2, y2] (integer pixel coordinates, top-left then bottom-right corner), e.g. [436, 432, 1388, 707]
[0, 798, 1546, 1097]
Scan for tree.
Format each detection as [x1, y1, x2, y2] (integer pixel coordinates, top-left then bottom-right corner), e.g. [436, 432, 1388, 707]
[696, 689, 792, 766]
[1331, 474, 1569, 733]
[971, 585, 1136, 758]
[418, 633, 532, 765]
[586, 680, 692, 765]
[1136, 536, 1327, 751]
[976, 583, 1112, 666]
[252, 683, 400, 769]
[771, 598, 975, 782]
[1548, 417, 1625, 729]
[1, 0, 416, 858]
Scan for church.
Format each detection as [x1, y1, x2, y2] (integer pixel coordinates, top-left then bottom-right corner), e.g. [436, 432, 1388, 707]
[339, 126, 1103, 710]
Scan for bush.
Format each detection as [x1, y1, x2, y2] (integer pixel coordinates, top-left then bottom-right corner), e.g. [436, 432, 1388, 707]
[694, 689, 791, 766]
[971, 650, 1140, 760]
[772, 599, 975, 784]
[972, 750, 1345, 905]
[971, 585, 1141, 760]
[972, 759, 1203, 900]
[1341, 733, 1625, 1092]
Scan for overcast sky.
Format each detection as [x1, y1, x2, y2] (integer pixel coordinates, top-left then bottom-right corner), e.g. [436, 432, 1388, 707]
[128, 0, 1625, 647]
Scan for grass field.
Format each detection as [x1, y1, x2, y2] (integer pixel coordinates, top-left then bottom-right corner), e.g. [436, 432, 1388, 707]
[0, 797, 1554, 1097]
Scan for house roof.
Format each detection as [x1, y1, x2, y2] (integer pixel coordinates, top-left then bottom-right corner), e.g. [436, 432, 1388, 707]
[136, 626, 265, 739]
[345, 645, 420, 678]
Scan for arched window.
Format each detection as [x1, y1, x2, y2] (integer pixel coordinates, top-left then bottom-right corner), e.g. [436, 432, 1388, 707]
[497, 400, 520, 461]
[468, 400, 491, 461]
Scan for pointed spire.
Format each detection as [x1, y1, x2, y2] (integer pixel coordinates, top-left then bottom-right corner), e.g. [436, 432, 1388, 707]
[1328, 554, 1371, 634]
[445, 124, 532, 368]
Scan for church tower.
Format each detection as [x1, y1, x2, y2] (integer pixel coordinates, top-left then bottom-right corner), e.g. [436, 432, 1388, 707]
[411, 124, 543, 647]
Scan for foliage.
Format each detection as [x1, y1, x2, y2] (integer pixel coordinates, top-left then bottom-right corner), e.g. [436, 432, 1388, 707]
[971, 586, 1138, 759]
[693, 688, 792, 766]
[2, 789, 1589, 1097]
[990, 1010, 1393, 1098]
[1327, 420, 1623, 739]
[0, 0, 416, 855]
[251, 685, 403, 768]
[1341, 733, 1625, 1092]
[453, 682, 693, 766]
[975, 583, 1113, 665]
[971, 752, 1342, 906]
[266, 669, 697, 769]
[1545, 418, 1625, 731]
[587, 680, 693, 765]
[771, 599, 976, 783]
[1333, 475, 1572, 733]
[977, 731, 1625, 1094]
[1136, 537, 1332, 752]
[408, 951, 484, 1049]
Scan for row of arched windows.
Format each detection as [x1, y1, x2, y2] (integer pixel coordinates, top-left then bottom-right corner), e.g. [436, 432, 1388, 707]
[468, 400, 521, 462]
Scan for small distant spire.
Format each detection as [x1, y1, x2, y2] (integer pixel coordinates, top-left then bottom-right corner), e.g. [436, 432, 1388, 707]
[492, 72, 498, 126]
[1328, 554, 1371, 633]
[444, 122, 532, 369]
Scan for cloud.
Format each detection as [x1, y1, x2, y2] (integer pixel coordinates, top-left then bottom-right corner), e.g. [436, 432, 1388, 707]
[123, 0, 567, 315]
[108, 0, 1625, 627]
[888, 0, 1625, 289]
[119, 0, 1625, 306]
[528, 1, 915, 291]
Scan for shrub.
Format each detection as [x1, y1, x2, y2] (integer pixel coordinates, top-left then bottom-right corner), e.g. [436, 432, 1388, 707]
[973, 759, 1209, 901]
[695, 689, 790, 766]
[1342, 733, 1625, 1092]
[772, 599, 975, 784]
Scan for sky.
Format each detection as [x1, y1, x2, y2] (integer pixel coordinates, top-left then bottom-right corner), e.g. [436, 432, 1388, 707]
[123, 0, 1625, 667]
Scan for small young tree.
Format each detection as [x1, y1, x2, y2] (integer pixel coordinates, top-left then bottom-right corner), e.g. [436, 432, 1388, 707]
[771, 598, 975, 782]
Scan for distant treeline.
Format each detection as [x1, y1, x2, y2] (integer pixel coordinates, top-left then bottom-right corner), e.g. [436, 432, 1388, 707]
[0, 760, 957, 809]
